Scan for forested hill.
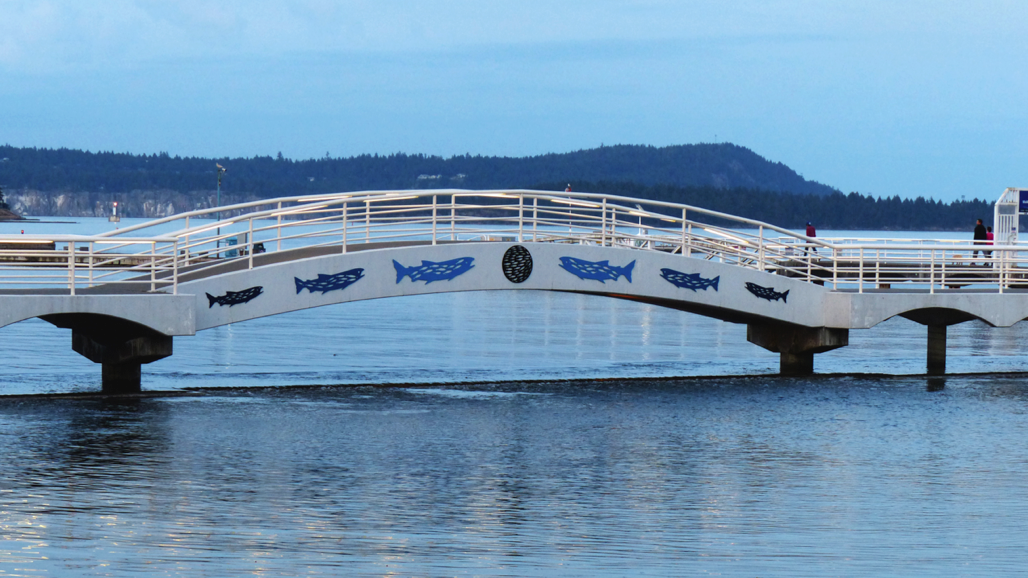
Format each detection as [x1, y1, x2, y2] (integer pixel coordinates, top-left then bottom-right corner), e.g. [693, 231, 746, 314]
[0, 143, 838, 197]
[555, 182, 991, 231]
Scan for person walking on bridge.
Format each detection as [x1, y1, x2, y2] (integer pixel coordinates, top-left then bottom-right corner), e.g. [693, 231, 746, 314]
[804, 221, 818, 256]
[973, 218, 987, 264]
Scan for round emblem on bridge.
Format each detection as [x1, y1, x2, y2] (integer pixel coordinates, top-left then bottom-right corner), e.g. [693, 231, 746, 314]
[502, 245, 533, 283]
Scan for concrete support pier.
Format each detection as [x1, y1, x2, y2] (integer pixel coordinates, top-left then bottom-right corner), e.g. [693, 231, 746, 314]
[927, 325, 947, 376]
[747, 324, 849, 376]
[42, 314, 174, 394]
[72, 331, 173, 394]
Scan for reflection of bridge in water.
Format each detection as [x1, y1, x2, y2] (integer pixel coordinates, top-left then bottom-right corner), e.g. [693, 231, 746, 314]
[1, 189, 1026, 394]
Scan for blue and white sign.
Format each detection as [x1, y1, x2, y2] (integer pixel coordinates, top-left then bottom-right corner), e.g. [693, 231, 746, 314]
[1019, 190, 1028, 214]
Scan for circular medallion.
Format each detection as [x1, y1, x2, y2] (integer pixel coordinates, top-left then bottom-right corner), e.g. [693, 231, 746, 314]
[502, 245, 533, 283]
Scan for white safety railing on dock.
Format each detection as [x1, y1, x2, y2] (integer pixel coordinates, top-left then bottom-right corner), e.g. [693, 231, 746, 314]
[0, 189, 1023, 294]
[0, 236, 179, 295]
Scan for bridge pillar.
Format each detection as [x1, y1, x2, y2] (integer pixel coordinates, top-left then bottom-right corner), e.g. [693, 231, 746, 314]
[72, 331, 173, 394]
[927, 325, 946, 376]
[41, 314, 173, 395]
[747, 324, 849, 376]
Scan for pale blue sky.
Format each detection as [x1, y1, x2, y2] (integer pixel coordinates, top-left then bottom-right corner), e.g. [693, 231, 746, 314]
[2, 0, 1026, 201]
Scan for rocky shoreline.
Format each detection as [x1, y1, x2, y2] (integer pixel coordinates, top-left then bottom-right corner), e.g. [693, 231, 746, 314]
[1, 188, 260, 219]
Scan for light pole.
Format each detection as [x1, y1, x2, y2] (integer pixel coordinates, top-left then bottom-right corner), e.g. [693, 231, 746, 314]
[216, 163, 226, 249]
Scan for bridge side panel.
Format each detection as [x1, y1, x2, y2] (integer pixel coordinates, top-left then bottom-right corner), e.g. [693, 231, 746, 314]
[180, 243, 833, 331]
[0, 295, 196, 336]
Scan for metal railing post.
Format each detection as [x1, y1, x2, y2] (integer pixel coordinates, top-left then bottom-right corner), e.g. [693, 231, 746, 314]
[522, 193, 530, 242]
[432, 195, 438, 246]
[999, 248, 1005, 293]
[342, 202, 348, 254]
[858, 247, 864, 293]
[876, 248, 880, 288]
[365, 200, 371, 242]
[173, 239, 179, 295]
[532, 197, 538, 241]
[183, 216, 190, 267]
[600, 198, 606, 246]
[929, 249, 935, 294]
[150, 241, 156, 291]
[451, 195, 456, 241]
[277, 202, 283, 252]
[832, 247, 838, 290]
[68, 241, 76, 295]
[247, 218, 254, 270]
[758, 225, 765, 271]
[87, 241, 94, 287]
[681, 208, 687, 256]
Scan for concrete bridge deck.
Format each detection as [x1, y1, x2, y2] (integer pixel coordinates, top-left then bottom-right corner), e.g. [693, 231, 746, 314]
[1, 189, 1025, 394]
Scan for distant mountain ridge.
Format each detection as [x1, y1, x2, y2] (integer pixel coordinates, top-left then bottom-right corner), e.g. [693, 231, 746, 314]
[0, 143, 839, 198]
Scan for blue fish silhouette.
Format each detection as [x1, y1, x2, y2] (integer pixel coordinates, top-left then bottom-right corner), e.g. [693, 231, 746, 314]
[393, 257, 475, 284]
[559, 257, 635, 283]
[206, 286, 263, 308]
[295, 268, 365, 295]
[660, 268, 719, 292]
[745, 282, 789, 303]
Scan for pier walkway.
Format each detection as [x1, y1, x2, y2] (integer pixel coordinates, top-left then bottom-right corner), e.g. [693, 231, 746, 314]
[1, 189, 1025, 393]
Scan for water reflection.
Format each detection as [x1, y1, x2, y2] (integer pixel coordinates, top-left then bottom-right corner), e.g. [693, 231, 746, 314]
[1, 378, 1026, 575]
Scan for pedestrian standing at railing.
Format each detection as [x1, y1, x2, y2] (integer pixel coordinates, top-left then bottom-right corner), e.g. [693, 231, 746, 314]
[986, 226, 994, 261]
[805, 222, 817, 255]
[973, 218, 987, 264]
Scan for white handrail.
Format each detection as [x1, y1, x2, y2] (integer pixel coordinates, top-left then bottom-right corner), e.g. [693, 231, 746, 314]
[0, 189, 1022, 294]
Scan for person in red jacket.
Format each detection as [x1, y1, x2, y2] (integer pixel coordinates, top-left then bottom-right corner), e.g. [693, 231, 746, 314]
[805, 222, 817, 255]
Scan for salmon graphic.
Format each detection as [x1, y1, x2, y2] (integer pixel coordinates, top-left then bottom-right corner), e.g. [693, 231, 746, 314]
[558, 257, 635, 283]
[393, 257, 475, 284]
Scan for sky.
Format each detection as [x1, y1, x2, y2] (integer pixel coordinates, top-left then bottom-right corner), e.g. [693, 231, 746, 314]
[1, 0, 1027, 202]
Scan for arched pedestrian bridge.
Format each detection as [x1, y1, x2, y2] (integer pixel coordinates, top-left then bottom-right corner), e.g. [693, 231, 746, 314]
[1, 189, 1025, 393]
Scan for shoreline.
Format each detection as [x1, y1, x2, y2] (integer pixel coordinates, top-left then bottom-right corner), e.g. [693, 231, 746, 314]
[0, 369, 1010, 400]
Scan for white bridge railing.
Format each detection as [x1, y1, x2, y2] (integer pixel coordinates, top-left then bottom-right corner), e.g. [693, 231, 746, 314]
[0, 189, 1023, 294]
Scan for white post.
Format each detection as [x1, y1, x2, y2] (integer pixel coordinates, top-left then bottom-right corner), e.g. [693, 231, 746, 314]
[600, 198, 606, 246]
[858, 247, 864, 293]
[173, 239, 179, 295]
[365, 200, 371, 242]
[432, 195, 438, 246]
[68, 241, 76, 295]
[150, 241, 156, 291]
[999, 247, 1005, 293]
[532, 197, 538, 241]
[277, 202, 283, 252]
[87, 241, 94, 287]
[758, 225, 765, 271]
[342, 202, 348, 254]
[681, 208, 687, 256]
[451, 195, 456, 241]
[832, 247, 838, 290]
[183, 216, 190, 267]
[876, 248, 881, 288]
[520, 194, 525, 243]
[247, 218, 254, 269]
[930, 249, 936, 294]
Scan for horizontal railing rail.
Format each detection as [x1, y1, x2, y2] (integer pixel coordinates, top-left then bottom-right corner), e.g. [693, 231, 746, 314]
[0, 189, 1023, 294]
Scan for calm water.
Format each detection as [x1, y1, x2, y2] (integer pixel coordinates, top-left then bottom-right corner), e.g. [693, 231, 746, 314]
[2, 219, 1027, 575]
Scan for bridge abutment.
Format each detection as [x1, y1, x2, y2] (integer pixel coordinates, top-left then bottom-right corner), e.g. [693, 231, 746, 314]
[747, 324, 849, 376]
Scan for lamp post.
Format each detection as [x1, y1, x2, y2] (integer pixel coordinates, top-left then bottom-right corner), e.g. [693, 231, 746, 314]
[216, 163, 226, 249]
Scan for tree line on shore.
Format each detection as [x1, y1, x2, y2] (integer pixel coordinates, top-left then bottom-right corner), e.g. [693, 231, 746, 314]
[534, 182, 992, 231]
[0, 144, 993, 230]
[0, 143, 838, 196]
